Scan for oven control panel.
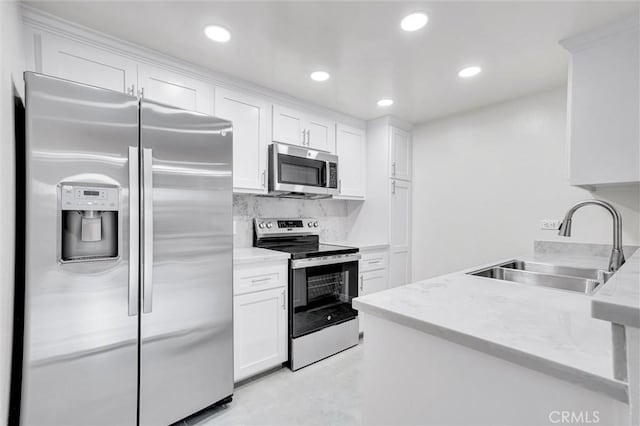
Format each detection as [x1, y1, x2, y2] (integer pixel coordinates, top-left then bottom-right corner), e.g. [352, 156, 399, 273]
[254, 217, 319, 237]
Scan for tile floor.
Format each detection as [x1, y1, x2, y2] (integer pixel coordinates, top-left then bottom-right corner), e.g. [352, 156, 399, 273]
[185, 342, 363, 425]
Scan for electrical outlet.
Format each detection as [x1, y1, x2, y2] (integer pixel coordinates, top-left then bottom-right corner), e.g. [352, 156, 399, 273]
[540, 219, 562, 230]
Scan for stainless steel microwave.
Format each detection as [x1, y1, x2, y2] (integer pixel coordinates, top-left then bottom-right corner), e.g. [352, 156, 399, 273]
[268, 143, 339, 198]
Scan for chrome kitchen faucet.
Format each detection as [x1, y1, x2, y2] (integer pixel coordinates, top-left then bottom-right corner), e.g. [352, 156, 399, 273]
[558, 199, 625, 272]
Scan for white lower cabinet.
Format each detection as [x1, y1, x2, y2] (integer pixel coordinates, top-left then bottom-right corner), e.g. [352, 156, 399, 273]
[358, 247, 389, 333]
[388, 249, 410, 289]
[233, 287, 287, 382]
[233, 258, 288, 382]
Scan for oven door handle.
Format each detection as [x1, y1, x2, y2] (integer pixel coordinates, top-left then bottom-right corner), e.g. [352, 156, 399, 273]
[290, 253, 361, 269]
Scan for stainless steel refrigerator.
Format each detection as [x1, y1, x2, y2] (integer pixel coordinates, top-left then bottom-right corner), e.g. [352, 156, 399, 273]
[17, 72, 233, 425]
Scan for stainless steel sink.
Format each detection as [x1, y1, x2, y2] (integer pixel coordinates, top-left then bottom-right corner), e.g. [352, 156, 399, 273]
[468, 260, 613, 295]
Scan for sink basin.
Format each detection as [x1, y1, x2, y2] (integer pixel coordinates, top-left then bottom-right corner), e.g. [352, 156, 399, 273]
[468, 260, 613, 295]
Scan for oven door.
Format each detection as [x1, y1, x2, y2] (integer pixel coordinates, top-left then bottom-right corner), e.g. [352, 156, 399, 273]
[290, 254, 360, 338]
[269, 143, 339, 196]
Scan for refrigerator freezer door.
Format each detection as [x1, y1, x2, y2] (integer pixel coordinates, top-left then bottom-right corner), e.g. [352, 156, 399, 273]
[139, 100, 234, 425]
[21, 72, 139, 425]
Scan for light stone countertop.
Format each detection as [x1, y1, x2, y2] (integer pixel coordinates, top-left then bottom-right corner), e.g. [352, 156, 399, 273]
[353, 250, 631, 403]
[592, 249, 640, 328]
[233, 247, 290, 265]
[327, 241, 389, 251]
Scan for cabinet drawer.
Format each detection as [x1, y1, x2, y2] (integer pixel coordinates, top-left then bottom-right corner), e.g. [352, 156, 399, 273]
[234, 262, 288, 295]
[360, 250, 389, 272]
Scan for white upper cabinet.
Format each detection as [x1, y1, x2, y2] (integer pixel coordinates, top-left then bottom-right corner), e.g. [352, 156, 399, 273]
[561, 17, 639, 186]
[40, 35, 137, 94]
[306, 114, 336, 152]
[390, 126, 412, 181]
[215, 87, 269, 193]
[137, 64, 214, 114]
[272, 104, 336, 153]
[335, 124, 366, 199]
[272, 104, 305, 146]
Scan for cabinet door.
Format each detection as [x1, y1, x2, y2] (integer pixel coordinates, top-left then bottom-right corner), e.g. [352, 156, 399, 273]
[390, 126, 412, 181]
[388, 250, 410, 288]
[336, 124, 366, 198]
[215, 87, 269, 193]
[272, 104, 305, 146]
[389, 179, 411, 250]
[566, 24, 640, 185]
[40, 35, 137, 94]
[306, 115, 336, 153]
[359, 269, 388, 297]
[138, 64, 214, 114]
[233, 288, 287, 382]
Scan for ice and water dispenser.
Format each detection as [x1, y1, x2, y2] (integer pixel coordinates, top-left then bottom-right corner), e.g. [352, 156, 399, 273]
[60, 183, 119, 262]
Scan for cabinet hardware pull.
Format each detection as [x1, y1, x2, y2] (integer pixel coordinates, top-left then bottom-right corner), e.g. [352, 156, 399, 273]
[392, 180, 396, 194]
[338, 179, 342, 194]
[360, 275, 364, 292]
[392, 161, 396, 176]
[138, 87, 145, 98]
[281, 290, 285, 310]
[251, 277, 272, 283]
[261, 170, 266, 187]
[306, 129, 311, 146]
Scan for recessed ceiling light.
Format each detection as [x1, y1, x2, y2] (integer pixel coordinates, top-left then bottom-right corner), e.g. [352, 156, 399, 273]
[401, 12, 428, 32]
[310, 71, 330, 82]
[377, 99, 394, 107]
[204, 25, 231, 43]
[458, 66, 482, 78]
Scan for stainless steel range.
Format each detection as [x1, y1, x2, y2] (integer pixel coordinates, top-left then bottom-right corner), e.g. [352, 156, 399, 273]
[254, 218, 360, 370]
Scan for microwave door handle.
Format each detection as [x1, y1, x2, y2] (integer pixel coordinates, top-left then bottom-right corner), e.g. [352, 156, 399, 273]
[142, 148, 154, 314]
[128, 147, 139, 316]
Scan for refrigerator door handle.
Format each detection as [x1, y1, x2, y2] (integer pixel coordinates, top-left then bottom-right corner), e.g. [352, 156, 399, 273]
[142, 147, 154, 314]
[128, 146, 139, 316]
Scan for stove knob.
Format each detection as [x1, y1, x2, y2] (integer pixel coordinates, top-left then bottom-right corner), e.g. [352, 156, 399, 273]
[266, 222, 273, 229]
[308, 222, 313, 228]
[258, 222, 265, 229]
[313, 221, 319, 228]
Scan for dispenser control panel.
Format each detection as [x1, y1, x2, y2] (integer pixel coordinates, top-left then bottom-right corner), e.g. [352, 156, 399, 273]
[60, 184, 119, 211]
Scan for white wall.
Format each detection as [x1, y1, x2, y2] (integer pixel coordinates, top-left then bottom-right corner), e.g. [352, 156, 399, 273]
[412, 88, 640, 280]
[0, 1, 24, 421]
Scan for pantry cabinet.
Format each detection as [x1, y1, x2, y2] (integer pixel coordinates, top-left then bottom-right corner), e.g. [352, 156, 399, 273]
[346, 118, 412, 287]
[215, 87, 269, 193]
[390, 126, 412, 181]
[272, 104, 336, 153]
[389, 179, 411, 288]
[560, 16, 640, 186]
[335, 124, 366, 199]
[40, 34, 137, 94]
[390, 179, 411, 250]
[137, 64, 214, 114]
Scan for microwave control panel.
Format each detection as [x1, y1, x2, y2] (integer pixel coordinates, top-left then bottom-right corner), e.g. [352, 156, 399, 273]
[328, 163, 338, 189]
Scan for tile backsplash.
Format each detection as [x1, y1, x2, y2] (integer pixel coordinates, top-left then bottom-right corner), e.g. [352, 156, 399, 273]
[233, 194, 352, 247]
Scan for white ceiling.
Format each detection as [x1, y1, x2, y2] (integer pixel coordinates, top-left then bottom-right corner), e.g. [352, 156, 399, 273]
[26, 1, 639, 124]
